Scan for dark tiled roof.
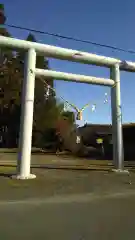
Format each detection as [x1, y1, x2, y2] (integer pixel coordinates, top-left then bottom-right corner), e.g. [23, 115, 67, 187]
[79, 123, 135, 135]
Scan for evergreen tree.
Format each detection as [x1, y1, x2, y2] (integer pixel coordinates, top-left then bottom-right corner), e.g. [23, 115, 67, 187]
[0, 5, 75, 148]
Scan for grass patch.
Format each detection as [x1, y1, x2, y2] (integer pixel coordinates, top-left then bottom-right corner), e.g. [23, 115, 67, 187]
[0, 165, 16, 174]
[0, 148, 41, 153]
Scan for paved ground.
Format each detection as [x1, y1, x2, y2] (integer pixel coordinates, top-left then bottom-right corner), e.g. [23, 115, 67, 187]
[1, 193, 135, 240]
[0, 195, 135, 240]
[0, 167, 135, 239]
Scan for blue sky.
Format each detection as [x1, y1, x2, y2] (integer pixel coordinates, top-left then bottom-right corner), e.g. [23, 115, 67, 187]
[2, 0, 135, 125]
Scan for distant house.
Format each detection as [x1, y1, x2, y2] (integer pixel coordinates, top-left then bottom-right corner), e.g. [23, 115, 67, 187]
[77, 123, 135, 160]
[78, 123, 112, 146]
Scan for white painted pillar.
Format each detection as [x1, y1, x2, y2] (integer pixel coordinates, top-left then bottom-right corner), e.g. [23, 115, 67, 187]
[17, 48, 36, 179]
[110, 64, 125, 172]
[110, 68, 117, 167]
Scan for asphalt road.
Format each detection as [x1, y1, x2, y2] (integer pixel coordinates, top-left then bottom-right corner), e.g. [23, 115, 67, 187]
[0, 191, 135, 239]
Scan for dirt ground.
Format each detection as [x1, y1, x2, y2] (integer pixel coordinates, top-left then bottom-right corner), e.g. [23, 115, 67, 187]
[0, 166, 134, 200]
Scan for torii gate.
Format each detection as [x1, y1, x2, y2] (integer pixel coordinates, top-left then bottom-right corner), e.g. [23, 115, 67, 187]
[0, 36, 134, 179]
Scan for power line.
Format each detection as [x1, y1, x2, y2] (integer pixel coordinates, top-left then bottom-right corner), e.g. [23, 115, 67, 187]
[6, 23, 135, 55]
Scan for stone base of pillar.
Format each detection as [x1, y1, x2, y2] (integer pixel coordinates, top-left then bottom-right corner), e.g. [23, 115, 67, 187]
[112, 169, 129, 174]
[12, 173, 36, 180]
